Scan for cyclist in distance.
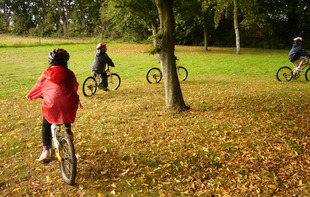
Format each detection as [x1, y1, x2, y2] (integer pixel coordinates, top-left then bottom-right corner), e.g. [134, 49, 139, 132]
[27, 49, 81, 163]
[91, 42, 115, 91]
[289, 37, 310, 74]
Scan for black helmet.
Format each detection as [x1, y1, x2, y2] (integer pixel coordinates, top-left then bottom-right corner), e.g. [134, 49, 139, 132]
[48, 48, 70, 64]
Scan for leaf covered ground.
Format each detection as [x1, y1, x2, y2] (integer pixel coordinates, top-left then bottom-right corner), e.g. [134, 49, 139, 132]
[0, 42, 310, 196]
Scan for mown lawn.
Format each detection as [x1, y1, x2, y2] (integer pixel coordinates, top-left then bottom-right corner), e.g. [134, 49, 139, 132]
[0, 35, 310, 196]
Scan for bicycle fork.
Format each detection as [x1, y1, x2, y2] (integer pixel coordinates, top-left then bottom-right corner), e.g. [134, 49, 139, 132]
[51, 124, 63, 163]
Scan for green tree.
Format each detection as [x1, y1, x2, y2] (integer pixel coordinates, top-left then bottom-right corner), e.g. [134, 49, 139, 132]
[214, 0, 240, 54]
[0, 0, 11, 33]
[214, 0, 261, 54]
[201, 0, 215, 50]
[70, 0, 103, 37]
[103, 0, 158, 45]
[100, 0, 151, 42]
[174, 0, 215, 50]
[9, 0, 36, 35]
[174, 0, 202, 46]
[260, 0, 310, 48]
[50, 0, 74, 37]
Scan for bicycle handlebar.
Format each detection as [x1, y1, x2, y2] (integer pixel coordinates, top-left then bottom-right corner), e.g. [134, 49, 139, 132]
[105, 64, 115, 72]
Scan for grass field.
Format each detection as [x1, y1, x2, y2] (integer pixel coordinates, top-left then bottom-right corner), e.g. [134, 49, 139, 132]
[1, 34, 310, 196]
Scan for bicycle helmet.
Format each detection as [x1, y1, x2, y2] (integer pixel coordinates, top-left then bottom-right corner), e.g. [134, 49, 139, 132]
[48, 48, 70, 64]
[96, 42, 107, 49]
[294, 37, 303, 43]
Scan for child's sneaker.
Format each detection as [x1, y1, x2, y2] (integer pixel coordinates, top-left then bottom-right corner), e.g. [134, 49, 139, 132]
[38, 150, 51, 163]
[102, 87, 109, 91]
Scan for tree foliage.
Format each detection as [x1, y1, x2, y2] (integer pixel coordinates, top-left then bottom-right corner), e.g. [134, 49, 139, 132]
[1, 0, 310, 48]
[99, 0, 152, 42]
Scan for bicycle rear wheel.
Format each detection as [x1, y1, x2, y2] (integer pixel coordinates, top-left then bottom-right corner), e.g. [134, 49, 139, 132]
[59, 134, 77, 185]
[177, 66, 188, 81]
[146, 67, 162, 84]
[276, 66, 293, 82]
[82, 76, 97, 97]
[108, 73, 121, 90]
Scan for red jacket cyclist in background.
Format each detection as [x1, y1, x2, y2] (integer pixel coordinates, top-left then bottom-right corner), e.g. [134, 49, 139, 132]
[27, 48, 81, 163]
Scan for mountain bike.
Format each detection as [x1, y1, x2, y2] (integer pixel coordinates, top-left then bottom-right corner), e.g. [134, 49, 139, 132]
[49, 124, 77, 185]
[146, 60, 188, 84]
[276, 59, 310, 82]
[82, 65, 121, 97]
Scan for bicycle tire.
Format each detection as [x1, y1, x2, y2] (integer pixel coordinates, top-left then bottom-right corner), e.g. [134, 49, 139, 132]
[305, 67, 310, 81]
[177, 66, 188, 81]
[82, 76, 97, 97]
[59, 134, 77, 185]
[276, 66, 293, 82]
[146, 67, 162, 84]
[108, 73, 121, 90]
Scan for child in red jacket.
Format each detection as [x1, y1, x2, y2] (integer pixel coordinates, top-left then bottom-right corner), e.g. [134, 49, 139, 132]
[27, 49, 80, 163]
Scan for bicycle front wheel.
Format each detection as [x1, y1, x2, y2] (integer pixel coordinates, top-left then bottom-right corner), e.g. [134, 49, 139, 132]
[82, 76, 97, 97]
[59, 134, 77, 185]
[305, 67, 310, 81]
[177, 66, 188, 81]
[146, 67, 162, 84]
[276, 66, 293, 82]
[108, 73, 121, 90]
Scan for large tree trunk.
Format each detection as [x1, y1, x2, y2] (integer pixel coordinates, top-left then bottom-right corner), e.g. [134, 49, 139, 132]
[234, 0, 240, 54]
[155, 0, 187, 110]
[151, 18, 158, 46]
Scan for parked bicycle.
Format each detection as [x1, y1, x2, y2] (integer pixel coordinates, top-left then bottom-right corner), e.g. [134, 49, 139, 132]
[50, 124, 77, 185]
[82, 65, 121, 97]
[276, 58, 310, 82]
[146, 59, 188, 84]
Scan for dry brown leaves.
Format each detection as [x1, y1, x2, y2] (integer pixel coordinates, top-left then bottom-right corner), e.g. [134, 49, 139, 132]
[1, 76, 310, 196]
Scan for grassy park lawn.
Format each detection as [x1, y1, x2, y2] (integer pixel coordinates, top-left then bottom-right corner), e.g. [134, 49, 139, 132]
[0, 34, 310, 196]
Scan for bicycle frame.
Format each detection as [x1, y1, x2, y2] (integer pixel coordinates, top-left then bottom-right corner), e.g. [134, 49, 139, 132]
[299, 61, 310, 71]
[293, 59, 310, 79]
[93, 73, 102, 84]
[93, 66, 113, 84]
[51, 124, 62, 163]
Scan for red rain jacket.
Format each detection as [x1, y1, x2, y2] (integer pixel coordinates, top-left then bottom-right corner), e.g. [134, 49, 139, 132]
[27, 66, 80, 124]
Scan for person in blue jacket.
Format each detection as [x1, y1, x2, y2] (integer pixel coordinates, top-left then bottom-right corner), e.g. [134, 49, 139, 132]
[289, 37, 310, 73]
[91, 42, 115, 91]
